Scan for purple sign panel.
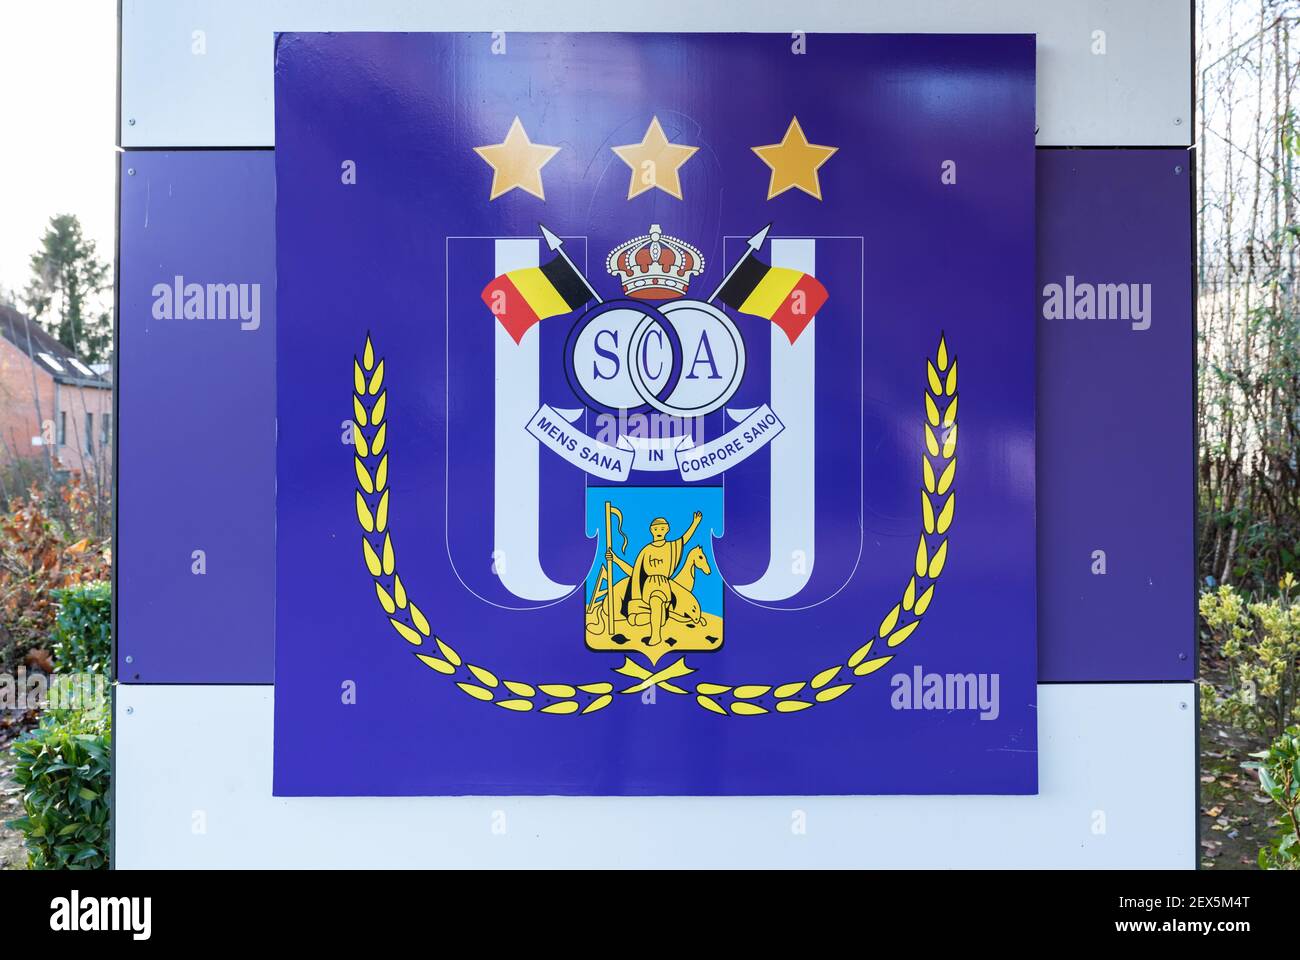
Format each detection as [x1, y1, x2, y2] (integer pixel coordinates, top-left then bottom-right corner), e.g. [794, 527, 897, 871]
[117, 150, 276, 683]
[112, 151, 1190, 691]
[272, 32, 1037, 795]
[1036, 149, 1194, 681]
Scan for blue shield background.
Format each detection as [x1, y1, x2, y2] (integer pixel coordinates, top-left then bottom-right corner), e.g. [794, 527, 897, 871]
[273, 32, 1037, 795]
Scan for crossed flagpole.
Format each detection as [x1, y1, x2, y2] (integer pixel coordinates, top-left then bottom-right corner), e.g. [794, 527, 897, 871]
[707, 223, 770, 301]
[537, 222, 772, 304]
[540, 224, 603, 303]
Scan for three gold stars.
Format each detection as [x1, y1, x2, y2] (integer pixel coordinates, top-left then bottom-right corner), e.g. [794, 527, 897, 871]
[472, 115, 838, 202]
[611, 116, 699, 200]
[751, 117, 838, 201]
[473, 117, 560, 201]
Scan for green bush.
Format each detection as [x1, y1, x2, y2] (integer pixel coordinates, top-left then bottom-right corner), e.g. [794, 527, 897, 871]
[1245, 725, 1300, 870]
[49, 580, 111, 674]
[5, 707, 110, 869]
[1199, 576, 1300, 738]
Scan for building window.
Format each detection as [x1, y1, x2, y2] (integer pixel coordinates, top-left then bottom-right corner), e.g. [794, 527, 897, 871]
[101, 412, 111, 446]
[84, 413, 93, 454]
[58, 411, 66, 446]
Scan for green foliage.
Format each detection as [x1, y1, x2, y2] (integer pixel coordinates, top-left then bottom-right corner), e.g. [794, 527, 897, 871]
[1199, 576, 1300, 739]
[5, 707, 110, 870]
[1244, 725, 1300, 870]
[49, 580, 111, 674]
[1200, 506, 1300, 594]
[22, 213, 111, 362]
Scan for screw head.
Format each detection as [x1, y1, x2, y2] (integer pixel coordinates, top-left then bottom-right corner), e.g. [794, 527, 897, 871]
[1178, 652, 1187, 660]
[125, 706, 134, 715]
[1174, 165, 1183, 174]
[127, 168, 135, 176]
[1174, 117, 1183, 125]
[125, 655, 134, 663]
[1180, 702, 1188, 710]
[128, 118, 136, 126]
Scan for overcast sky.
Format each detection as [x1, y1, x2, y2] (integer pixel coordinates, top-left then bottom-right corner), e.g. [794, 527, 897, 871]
[0, 1, 116, 305]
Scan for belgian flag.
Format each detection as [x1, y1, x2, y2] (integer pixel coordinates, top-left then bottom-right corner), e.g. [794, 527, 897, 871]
[481, 254, 593, 343]
[716, 256, 827, 343]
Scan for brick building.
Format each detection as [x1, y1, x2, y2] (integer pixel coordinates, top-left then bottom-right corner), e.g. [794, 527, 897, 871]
[0, 303, 112, 477]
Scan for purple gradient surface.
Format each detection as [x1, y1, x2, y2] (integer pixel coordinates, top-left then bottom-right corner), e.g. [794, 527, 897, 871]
[1036, 149, 1194, 681]
[112, 153, 1194, 704]
[271, 33, 1038, 795]
[117, 150, 276, 683]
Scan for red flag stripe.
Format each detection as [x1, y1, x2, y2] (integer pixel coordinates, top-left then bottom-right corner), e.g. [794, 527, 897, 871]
[480, 275, 541, 344]
[769, 274, 828, 344]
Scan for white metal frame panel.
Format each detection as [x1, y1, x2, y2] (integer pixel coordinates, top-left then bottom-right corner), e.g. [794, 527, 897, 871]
[119, 0, 1192, 147]
[114, 683, 1196, 868]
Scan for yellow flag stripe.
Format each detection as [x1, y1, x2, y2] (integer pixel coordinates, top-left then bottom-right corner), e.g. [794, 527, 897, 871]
[508, 267, 571, 320]
[738, 266, 802, 319]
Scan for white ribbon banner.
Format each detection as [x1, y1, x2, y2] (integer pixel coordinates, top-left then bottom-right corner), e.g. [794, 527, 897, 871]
[525, 405, 633, 481]
[675, 405, 784, 480]
[526, 404, 783, 481]
[616, 434, 692, 472]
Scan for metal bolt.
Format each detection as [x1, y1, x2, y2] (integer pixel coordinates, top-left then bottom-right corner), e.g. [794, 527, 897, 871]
[125, 655, 134, 663]
[127, 168, 135, 176]
[1174, 165, 1183, 175]
[1178, 652, 1187, 660]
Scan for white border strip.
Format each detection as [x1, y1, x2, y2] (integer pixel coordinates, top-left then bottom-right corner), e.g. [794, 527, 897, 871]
[115, 682, 1195, 868]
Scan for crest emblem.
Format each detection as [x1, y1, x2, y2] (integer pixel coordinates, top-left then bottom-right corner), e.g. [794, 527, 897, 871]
[584, 488, 724, 663]
[447, 213, 872, 635]
[561, 224, 749, 420]
[378, 103, 954, 722]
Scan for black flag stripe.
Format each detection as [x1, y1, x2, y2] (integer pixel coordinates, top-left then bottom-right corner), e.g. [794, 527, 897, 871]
[715, 255, 772, 310]
[540, 254, 593, 310]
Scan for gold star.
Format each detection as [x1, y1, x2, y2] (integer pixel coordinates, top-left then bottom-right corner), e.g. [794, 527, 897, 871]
[751, 117, 839, 201]
[473, 117, 561, 201]
[611, 116, 699, 200]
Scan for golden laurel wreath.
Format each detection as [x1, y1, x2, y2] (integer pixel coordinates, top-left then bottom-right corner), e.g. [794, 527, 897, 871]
[350, 333, 957, 717]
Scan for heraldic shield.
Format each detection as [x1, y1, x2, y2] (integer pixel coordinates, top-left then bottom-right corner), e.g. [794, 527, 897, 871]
[584, 487, 724, 663]
[272, 31, 1039, 797]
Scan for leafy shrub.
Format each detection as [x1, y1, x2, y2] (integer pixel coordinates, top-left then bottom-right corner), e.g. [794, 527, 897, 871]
[49, 580, 111, 673]
[5, 707, 110, 869]
[1199, 576, 1300, 738]
[1245, 725, 1300, 870]
[0, 478, 110, 674]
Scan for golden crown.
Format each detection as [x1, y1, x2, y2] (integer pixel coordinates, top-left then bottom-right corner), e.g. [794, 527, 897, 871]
[606, 224, 705, 300]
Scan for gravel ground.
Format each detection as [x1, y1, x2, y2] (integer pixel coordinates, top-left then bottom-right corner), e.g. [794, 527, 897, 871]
[1197, 657, 1285, 870]
[0, 739, 28, 870]
[1199, 722, 1278, 869]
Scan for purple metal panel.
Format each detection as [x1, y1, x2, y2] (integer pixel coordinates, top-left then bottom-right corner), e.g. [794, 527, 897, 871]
[117, 151, 276, 683]
[1036, 149, 1194, 681]
[269, 32, 1039, 796]
[112, 149, 1191, 687]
